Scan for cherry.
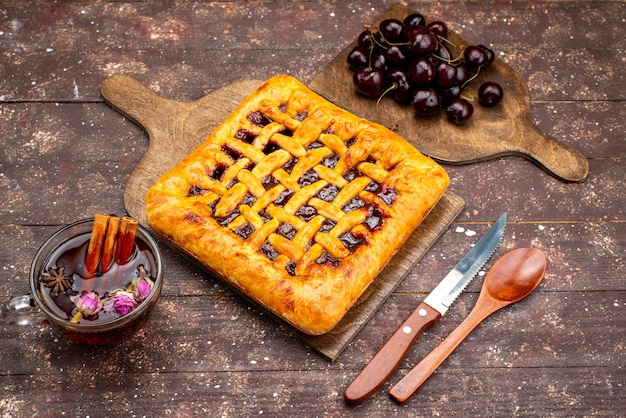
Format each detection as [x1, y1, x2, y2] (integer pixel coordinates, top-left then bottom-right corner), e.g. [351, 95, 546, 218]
[408, 57, 435, 86]
[426, 21, 448, 39]
[372, 30, 390, 48]
[357, 30, 374, 49]
[379, 18, 404, 42]
[477, 44, 495, 67]
[446, 98, 473, 125]
[478, 82, 504, 106]
[403, 13, 426, 28]
[411, 87, 442, 116]
[371, 51, 388, 72]
[404, 25, 437, 55]
[464, 45, 488, 69]
[385, 45, 409, 67]
[432, 43, 452, 63]
[386, 68, 413, 104]
[441, 84, 462, 103]
[347, 46, 369, 70]
[435, 61, 457, 88]
[455, 63, 472, 86]
[353, 67, 385, 98]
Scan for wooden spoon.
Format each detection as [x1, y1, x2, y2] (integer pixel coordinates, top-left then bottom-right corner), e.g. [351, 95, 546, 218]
[389, 247, 547, 404]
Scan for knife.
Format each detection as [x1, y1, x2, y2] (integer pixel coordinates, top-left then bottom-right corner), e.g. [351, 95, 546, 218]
[343, 212, 507, 405]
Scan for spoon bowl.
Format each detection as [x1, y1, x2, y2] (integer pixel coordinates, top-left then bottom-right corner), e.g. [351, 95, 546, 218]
[389, 247, 547, 404]
[484, 248, 546, 303]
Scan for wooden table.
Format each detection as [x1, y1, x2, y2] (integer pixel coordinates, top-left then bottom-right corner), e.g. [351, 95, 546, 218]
[1, 1, 623, 416]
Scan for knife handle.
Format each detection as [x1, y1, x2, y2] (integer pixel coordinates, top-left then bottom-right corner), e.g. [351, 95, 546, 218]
[388, 297, 497, 404]
[343, 301, 441, 405]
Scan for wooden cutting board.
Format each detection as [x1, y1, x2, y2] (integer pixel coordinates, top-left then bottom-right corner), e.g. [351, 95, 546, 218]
[309, 4, 588, 183]
[100, 74, 465, 361]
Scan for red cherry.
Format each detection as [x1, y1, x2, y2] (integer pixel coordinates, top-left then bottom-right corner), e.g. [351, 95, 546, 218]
[478, 82, 504, 106]
[353, 67, 385, 98]
[446, 98, 474, 125]
[427, 21, 448, 38]
[404, 26, 437, 55]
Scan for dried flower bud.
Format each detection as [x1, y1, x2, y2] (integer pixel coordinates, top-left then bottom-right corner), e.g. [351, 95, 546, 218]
[70, 292, 103, 323]
[132, 277, 154, 302]
[104, 290, 137, 316]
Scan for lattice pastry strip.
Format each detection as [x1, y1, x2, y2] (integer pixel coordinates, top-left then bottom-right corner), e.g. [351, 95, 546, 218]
[333, 177, 372, 208]
[290, 147, 332, 180]
[290, 106, 333, 148]
[266, 204, 307, 230]
[269, 132, 307, 158]
[239, 205, 265, 230]
[222, 158, 253, 188]
[252, 122, 284, 150]
[307, 198, 345, 223]
[283, 181, 328, 214]
[259, 99, 302, 132]
[223, 138, 265, 164]
[268, 233, 304, 262]
[292, 215, 325, 252]
[318, 133, 348, 157]
[356, 161, 390, 184]
[316, 210, 366, 258]
[214, 182, 248, 218]
[236, 169, 265, 198]
[251, 185, 286, 213]
[251, 149, 292, 180]
[247, 218, 279, 249]
[272, 169, 301, 192]
[313, 165, 348, 188]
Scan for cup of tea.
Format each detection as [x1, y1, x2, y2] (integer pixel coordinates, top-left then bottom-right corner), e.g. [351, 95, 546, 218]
[5, 216, 163, 345]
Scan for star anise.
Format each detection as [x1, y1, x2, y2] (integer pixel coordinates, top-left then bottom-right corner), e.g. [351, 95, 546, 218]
[41, 266, 73, 294]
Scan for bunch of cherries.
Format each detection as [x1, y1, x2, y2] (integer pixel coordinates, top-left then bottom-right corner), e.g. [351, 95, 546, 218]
[347, 13, 503, 125]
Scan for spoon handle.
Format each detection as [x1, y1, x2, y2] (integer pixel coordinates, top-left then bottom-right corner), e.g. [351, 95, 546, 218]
[389, 296, 506, 404]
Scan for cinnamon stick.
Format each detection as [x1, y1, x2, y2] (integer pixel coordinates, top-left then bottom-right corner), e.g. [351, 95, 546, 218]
[115, 217, 139, 265]
[100, 216, 120, 274]
[85, 214, 110, 278]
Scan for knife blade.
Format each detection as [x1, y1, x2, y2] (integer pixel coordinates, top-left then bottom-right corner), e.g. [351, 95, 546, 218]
[343, 212, 507, 405]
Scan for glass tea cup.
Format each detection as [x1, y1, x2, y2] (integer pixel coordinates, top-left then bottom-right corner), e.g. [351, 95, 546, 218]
[4, 217, 163, 345]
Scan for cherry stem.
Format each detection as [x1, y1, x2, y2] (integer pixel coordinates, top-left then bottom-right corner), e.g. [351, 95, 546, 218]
[460, 92, 475, 102]
[377, 83, 398, 106]
[462, 66, 483, 89]
[438, 35, 457, 49]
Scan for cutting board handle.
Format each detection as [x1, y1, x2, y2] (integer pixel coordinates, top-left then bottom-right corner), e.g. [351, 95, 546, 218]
[99, 74, 266, 225]
[512, 121, 589, 182]
[100, 74, 177, 139]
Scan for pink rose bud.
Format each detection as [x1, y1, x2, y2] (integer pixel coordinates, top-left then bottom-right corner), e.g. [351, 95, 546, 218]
[109, 291, 137, 316]
[70, 292, 103, 323]
[135, 278, 153, 302]
[73, 292, 103, 316]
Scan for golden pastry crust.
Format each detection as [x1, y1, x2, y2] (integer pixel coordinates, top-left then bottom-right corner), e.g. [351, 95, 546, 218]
[145, 75, 449, 335]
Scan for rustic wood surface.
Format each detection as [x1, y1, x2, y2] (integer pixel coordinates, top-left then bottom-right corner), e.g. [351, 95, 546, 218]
[0, 1, 624, 416]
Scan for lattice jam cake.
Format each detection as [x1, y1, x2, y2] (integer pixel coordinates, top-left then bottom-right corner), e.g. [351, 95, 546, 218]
[145, 75, 449, 335]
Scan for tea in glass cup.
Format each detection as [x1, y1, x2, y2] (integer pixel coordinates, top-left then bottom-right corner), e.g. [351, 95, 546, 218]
[27, 216, 163, 345]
